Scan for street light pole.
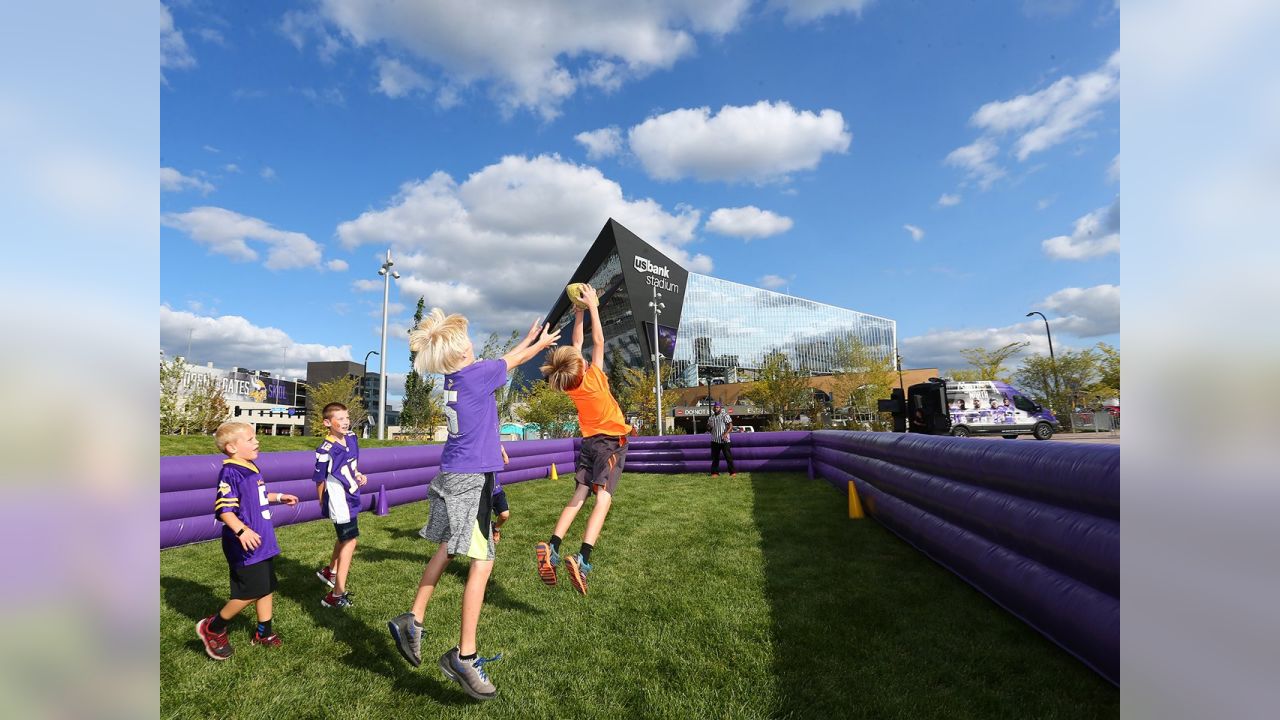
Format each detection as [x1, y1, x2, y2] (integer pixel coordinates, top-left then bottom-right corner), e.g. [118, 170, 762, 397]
[362, 350, 379, 434]
[648, 286, 666, 436]
[378, 250, 400, 439]
[1026, 311, 1060, 412]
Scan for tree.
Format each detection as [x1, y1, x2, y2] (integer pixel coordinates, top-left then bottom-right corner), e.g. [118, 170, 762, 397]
[828, 337, 896, 430]
[399, 297, 443, 433]
[306, 375, 368, 437]
[160, 356, 186, 434]
[160, 356, 229, 434]
[1013, 348, 1102, 425]
[741, 351, 811, 430]
[959, 342, 1030, 381]
[1094, 342, 1120, 393]
[187, 374, 229, 434]
[943, 368, 984, 382]
[616, 365, 681, 436]
[606, 346, 629, 412]
[516, 380, 579, 438]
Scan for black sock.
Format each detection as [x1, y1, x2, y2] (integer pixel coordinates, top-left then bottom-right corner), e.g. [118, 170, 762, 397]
[209, 614, 230, 634]
[580, 543, 593, 564]
[257, 619, 272, 636]
[549, 535, 562, 553]
[459, 651, 477, 661]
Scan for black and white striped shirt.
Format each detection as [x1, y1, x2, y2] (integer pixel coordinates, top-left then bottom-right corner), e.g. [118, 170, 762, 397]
[707, 410, 733, 443]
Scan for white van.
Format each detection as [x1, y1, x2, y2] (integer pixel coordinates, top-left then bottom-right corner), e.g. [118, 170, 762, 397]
[944, 380, 1061, 440]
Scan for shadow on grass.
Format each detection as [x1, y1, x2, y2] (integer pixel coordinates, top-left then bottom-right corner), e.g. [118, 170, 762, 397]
[750, 474, 1119, 720]
[161, 575, 225, 655]
[271, 555, 473, 706]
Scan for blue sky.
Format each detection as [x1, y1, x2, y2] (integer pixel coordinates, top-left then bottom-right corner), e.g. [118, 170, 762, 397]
[160, 0, 1119, 404]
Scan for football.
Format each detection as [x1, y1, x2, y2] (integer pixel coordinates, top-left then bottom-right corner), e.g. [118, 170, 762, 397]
[566, 283, 591, 309]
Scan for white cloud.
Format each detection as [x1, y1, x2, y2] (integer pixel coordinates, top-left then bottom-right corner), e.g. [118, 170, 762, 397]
[160, 4, 195, 72]
[1042, 197, 1120, 260]
[202, 144, 221, 153]
[575, 127, 623, 160]
[970, 52, 1120, 161]
[1036, 195, 1057, 210]
[260, 166, 277, 180]
[903, 224, 925, 241]
[281, 9, 343, 63]
[353, 278, 381, 292]
[161, 206, 323, 270]
[770, 0, 875, 25]
[705, 206, 793, 239]
[197, 28, 226, 45]
[335, 154, 710, 333]
[375, 57, 431, 98]
[759, 274, 793, 290]
[936, 193, 961, 207]
[160, 167, 214, 194]
[901, 283, 1119, 367]
[160, 305, 352, 379]
[1107, 153, 1120, 183]
[326, 259, 349, 272]
[944, 137, 1004, 189]
[1038, 284, 1120, 337]
[223, 163, 241, 173]
[628, 101, 851, 182]
[306, 0, 753, 117]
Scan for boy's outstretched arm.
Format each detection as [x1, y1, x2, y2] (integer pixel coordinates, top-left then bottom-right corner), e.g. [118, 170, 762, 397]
[502, 319, 562, 370]
[584, 285, 604, 368]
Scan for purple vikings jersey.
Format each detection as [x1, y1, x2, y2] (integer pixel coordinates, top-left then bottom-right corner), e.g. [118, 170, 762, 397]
[214, 459, 280, 567]
[314, 433, 362, 523]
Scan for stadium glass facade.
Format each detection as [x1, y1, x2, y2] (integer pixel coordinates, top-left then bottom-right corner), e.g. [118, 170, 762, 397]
[517, 218, 896, 389]
[676, 273, 897, 388]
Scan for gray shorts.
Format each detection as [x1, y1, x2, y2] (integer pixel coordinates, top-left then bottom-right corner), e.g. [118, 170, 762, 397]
[420, 471, 495, 561]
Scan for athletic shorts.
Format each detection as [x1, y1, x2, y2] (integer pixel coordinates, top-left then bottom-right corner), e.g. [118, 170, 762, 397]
[575, 434, 628, 496]
[420, 472, 495, 561]
[491, 489, 509, 516]
[334, 517, 360, 541]
[229, 557, 278, 600]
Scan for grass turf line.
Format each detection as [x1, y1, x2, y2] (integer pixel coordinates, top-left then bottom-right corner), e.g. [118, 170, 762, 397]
[161, 472, 1118, 719]
[160, 435, 434, 456]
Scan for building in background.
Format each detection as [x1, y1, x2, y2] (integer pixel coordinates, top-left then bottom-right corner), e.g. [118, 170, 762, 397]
[305, 360, 399, 433]
[517, 219, 897, 392]
[175, 359, 308, 436]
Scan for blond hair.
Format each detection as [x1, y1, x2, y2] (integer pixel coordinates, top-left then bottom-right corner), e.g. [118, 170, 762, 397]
[541, 346, 585, 392]
[214, 422, 253, 454]
[409, 308, 471, 375]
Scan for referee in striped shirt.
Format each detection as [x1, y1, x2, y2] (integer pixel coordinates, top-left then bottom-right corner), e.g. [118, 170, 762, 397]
[707, 402, 736, 477]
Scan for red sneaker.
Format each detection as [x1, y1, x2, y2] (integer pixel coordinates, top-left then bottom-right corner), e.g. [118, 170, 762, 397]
[251, 631, 282, 648]
[710, 473, 720, 477]
[196, 616, 233, 661]
[316, 565, 336, 588]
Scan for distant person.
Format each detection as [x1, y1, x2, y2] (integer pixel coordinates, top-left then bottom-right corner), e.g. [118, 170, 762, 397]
[492, 445, 511, 544]
[196, 422, 299, 660]
[707, 402, 736, 477]
[313, 403, 365, 609]
[536, 284, 633, 597]
[386, 308, 558, 701]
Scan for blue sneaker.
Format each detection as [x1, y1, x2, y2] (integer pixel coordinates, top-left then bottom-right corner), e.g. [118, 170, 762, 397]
[439, 646, 501, 700]
[565, 553, 591, 596]
[534, 542, 559, 587]
[387, 612, 421, 667]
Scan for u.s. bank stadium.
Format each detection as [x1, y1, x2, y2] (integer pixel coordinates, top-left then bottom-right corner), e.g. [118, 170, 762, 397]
[517, 219, 931, 432]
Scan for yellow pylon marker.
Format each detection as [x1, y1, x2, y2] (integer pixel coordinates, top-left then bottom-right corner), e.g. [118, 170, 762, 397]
[848, 481, 865, 519]
[550, 463, 559, 480]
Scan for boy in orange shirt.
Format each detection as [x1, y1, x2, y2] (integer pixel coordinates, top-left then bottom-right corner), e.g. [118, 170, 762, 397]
[535, 285, 632, 596]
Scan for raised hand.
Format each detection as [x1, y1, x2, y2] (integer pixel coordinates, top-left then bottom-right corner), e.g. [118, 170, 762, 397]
[539, 323, 562, 347]
[583, 284, 599, 309]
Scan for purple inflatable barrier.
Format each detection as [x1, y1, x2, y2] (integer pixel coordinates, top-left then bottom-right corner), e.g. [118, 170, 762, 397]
[854, 478, 1119, 685]
[812, 431, 1118, 520]
[624, 458, 809, 474]
[813, 446, 1119, 595]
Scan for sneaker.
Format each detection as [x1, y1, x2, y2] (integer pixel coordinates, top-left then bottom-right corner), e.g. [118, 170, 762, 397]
[387, 612, 422, 667]
[730, 472, 738, 477]
[316, 565, 336, 588]
[565, 553, 591, 596]
[195, 616, 233, 661]
[711, 473, 720, 477]
[250, 631, 282, 648]
[321, 592, 353, 608]
[534, 542, 559, 587]
[439, 646, 501, 701]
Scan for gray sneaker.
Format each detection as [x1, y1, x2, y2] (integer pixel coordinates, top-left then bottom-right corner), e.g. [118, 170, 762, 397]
[387, 612, 421, 667]
[438, 646, 501, 701]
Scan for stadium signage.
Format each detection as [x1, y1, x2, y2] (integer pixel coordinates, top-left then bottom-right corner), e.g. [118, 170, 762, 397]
[633, 255, 670, 278]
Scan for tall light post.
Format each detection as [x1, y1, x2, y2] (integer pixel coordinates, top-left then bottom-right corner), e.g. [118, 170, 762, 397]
[1026, 311, 1060, 413]
[648, 286, 666, 436]
[378, 250, 400, 439]
[362, 350, 379, 437]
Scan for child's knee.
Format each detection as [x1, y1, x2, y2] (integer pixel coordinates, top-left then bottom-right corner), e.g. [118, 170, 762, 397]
[499, 511, 510, 521]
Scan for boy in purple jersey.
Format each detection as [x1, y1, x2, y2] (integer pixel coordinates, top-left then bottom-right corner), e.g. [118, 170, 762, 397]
[196, 422, 299, 661]
[313, 403, 367, 609]
[386, 309, 558, 701]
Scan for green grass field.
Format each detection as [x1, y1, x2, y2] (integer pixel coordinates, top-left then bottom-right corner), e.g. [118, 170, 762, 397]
[160, 473, 1118, 719]
[160, 435, 434, 456]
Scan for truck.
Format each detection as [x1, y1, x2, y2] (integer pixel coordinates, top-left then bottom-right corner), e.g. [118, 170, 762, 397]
[943, 380, 1061, 440]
